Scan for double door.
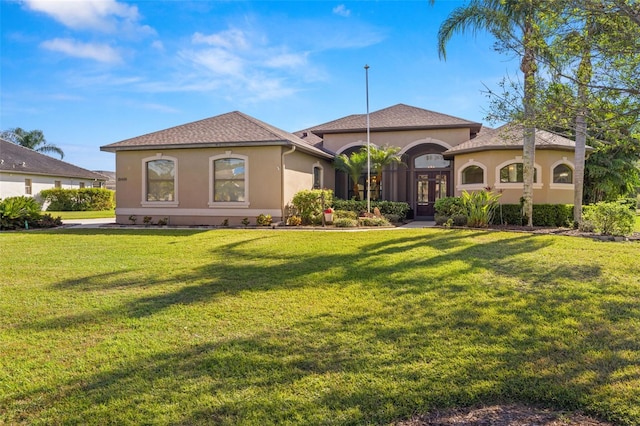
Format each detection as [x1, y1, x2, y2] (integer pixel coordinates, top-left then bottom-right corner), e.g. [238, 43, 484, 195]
[415, 171, 449, 218]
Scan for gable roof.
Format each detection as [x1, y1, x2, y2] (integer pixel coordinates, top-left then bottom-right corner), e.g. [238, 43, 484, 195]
[308, 104, 482, 136]
[0, 138, 107, 181]
[443, 123, 593, 157]
[100, 111, 333, 159]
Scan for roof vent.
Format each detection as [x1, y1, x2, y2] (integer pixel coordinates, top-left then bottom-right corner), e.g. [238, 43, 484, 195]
[302, 132, 308, 137]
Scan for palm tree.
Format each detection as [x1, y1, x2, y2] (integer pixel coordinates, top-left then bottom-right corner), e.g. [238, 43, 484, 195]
[368, 145, 405, 199]
[437, 0, 547, 227]
[334, 150, 368, 200]
[2, 127, 65, 159]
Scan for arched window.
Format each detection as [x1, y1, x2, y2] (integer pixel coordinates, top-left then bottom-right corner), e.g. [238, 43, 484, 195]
[461, 165, 484, 184]
[209, 153, 249, 207]
[499, 163, 537, 183]
[414, 153, 450, 169]
[143, 157, 177, 203]
[553, 164, 573, 183]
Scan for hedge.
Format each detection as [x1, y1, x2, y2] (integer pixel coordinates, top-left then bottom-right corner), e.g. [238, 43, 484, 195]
[332, 199, 411, 221]
[41, 188, 114, 211]
[492, 203, 574, 227]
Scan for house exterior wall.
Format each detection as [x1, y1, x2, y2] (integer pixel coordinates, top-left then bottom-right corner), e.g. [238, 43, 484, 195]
[0, 172, 99, 201]
[453, 150, 576, 205]
[282, 149, 334, 207]
[113, 146, 330, 226]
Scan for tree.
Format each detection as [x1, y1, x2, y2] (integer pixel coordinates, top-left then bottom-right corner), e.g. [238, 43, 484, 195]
[436, 0, 550, 227]
[1, 128, 65, 159]
[368, 145, 405, 200]
[334, 150, 368, 201]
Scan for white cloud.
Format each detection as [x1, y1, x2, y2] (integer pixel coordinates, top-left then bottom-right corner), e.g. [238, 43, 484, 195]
[151, 40, 164, 51]
[192, 29, 249, 50]
[40, 38, 122, 63]
[23, 0, 155, 35]
[180, 48, 245, 76]
[332, 5, 351, 17]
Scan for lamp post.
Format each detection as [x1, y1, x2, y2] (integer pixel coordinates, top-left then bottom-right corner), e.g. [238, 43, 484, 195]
[364, 64, 371, 214]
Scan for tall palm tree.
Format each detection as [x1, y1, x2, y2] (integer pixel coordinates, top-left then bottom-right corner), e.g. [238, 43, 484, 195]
[368, 145, 405, 199]
[334, 150, 368, 201]
[2, 127, 65, 159]
[437, 0, 546, 227]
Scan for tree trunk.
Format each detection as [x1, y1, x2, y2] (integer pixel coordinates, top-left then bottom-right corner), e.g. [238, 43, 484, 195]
[521, 7, 537, 228]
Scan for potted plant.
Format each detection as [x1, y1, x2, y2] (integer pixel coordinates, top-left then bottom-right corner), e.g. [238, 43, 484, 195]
[323, 207, 334, 223]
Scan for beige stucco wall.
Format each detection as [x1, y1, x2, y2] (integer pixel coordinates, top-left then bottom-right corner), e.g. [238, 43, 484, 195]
[113, 146, 330, 226]
[453, 149, 576, 204]
[282, 149, 334, 206]
[322, 128, 473, 154]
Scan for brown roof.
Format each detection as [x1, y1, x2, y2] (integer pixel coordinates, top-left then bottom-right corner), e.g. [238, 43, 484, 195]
[0, 138, 107, 181]
[101, 111, 333, 159]
[444, 123, 592, 157]
[309, 104, 482, 136]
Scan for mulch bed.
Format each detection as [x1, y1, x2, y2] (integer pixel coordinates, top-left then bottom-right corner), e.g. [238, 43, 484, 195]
[396, 404, 613, 425]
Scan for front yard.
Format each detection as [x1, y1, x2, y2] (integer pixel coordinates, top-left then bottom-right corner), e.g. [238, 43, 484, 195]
[1, 229, 638, 425]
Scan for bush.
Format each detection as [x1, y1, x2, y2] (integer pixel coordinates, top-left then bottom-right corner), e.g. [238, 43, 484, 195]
[333, 218, 358, 228]
[491, 204, 574, 227]
[359, 217, 391, 227]
[41, 188, 114, 211]
[461, 190, 501, 228]
[384, 214, 401, 223]
[332, 199, 410, 221]
[0, 196, 60, 230]
[256, 214, 272, 226]
[434, 197, 465, 217]
[334, 210, 358, 220]
[291, 189, 333, 225]
[287, 216, 302, 226]
[582, 200, 635, 236]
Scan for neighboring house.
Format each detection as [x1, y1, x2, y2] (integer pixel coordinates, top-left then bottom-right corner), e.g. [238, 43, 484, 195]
[93, 170, 116, 190]
[102, 104, 587, 225]
[100, 111, 334, 226]
[0, 138, 107, 201]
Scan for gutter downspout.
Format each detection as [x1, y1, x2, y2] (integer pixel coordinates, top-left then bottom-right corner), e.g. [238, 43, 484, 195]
[281, 146, 296, 223]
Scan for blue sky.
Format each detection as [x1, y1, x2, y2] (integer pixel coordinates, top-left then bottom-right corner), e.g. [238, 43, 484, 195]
[1, 0, 520, 171]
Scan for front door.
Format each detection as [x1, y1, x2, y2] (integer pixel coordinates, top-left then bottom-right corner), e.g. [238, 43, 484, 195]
[416, 172, 448, 218]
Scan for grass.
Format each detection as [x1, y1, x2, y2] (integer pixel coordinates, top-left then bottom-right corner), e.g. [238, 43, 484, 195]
[1, 228, 639, 425]
[45, 210, 115, 220]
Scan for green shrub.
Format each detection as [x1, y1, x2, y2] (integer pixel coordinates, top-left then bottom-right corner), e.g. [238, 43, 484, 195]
[334, 210, 358, 220]
[332, 199, 410, 221]
[256, 214, 272, 226]
[41, 188, 114, 211]
[383, 214, 401, 223]
[333, 218, 358, 228]
[461, 190, 501, 228]
[0, 196, 60, 230]
[287, 216, 302, 226]
[292, 189, 333, 225]
[583, 200, 635, 236]
[359, 217, 391, 227]
[434, 197, 465, 217]
[532, 204, 573, 227]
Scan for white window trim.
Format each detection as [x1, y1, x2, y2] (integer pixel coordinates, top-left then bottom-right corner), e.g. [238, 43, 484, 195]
[209, 152, 250, 208]
[549, 157, 575, 190]
[312, 162, 324, 189]
[141, 154, 179, 207]
[457, 159, 487, 191]
[494, 156, 543, 190]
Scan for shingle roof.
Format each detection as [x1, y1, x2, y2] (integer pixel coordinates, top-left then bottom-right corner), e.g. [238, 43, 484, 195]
[443, 123, 592, 157]
[100, 111, 333, 159]
[309, 104, 482, 136]
[0, 139, 107, 181]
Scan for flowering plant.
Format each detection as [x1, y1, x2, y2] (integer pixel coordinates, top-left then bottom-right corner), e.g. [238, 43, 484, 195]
[324, 207, 334, 214]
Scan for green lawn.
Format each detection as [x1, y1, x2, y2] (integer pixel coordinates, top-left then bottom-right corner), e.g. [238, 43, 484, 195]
[1, 229, 639, 425]
[46, 210, 115, 220]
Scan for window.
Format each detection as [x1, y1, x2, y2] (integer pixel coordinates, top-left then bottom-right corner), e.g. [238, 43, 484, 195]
[414, 153, 450, 169]
[146, 159, 175, 201]
[213, 158, 245, 202]
[313, 166, 322, 189]
[79, 182, 85, 189]
[25, 179, 32, 195]
[553, 164, 573, 183]
[461, 165, 484, 185]
[54, 180, 62, 189]
[499, 163, 537, 183]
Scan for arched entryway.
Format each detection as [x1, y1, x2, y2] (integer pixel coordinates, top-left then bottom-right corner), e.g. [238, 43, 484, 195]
[402, 144, 452, 219]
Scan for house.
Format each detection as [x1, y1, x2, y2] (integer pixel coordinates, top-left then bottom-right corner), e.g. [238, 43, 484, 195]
[0, 138, 107, 201]
[102, 104, 585, 224]
[100, 111, 334, 226]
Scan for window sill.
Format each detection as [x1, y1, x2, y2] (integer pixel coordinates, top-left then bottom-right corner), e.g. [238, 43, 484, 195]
[208, 202, 250, 208]
[495, 183, 543, 190]
[456, 184, 487, 191]
[141, 201, 179, 207]
[549, 183, 574, 190]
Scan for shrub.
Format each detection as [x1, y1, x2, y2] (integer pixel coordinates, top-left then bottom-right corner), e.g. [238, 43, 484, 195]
[332, 199, 410, 221]
[384, 214, 401, 223]
[582, 200, 635, 236]
[292, 189, 333, 225]
[256, 214, 272, 226]
[532, 204, 573, 227]
[287, 216, 302, 226]
[434, 197, 465, 217]
[334, 210, 358, 220]
[461, 190, 501, 228]
[333, 218, 358, 228]
[359, 217, 391, 227]
[41, 188, 114, 211]
[0, 196, 60, 230]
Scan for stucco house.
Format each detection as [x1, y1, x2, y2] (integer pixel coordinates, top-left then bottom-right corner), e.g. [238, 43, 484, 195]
[102, 104, 585, 225]
[0, 138, 107, 201]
